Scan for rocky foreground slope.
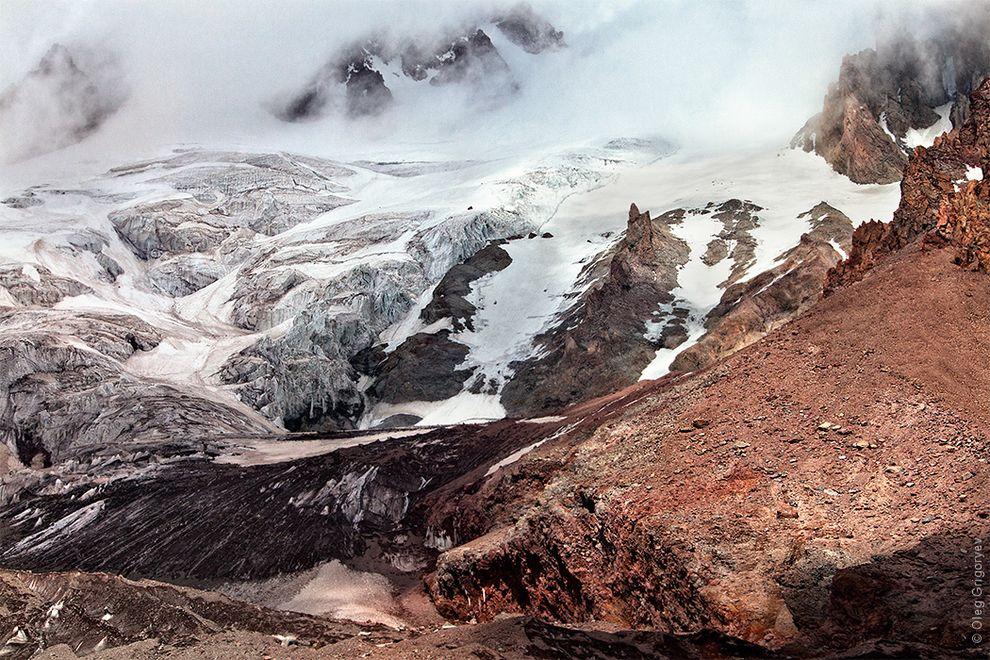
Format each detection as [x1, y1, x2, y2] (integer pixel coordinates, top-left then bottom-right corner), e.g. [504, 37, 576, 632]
[421, 81, 990, 656]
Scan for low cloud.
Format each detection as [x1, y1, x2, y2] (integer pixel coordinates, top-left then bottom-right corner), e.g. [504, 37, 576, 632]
[0, 0, 982, 165]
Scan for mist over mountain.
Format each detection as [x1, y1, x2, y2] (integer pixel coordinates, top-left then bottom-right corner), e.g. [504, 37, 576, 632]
[0, 0, 953, 165]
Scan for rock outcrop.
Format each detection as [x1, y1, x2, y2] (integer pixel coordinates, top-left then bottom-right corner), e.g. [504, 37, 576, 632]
[827, 77, 990, 292]
[281, 48, 394, 120]
[358, 241, 512, 409]
[792, 11, 990, 183]
[499, 204, 688, 415]
[671, 202, 853, 372]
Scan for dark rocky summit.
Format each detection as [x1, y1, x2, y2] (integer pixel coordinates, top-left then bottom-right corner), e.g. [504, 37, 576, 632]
[494, 4, 565, 54]
[281, 48, 394, 120]
[792, 10, 990, 183]
[274, 8, 563, 121]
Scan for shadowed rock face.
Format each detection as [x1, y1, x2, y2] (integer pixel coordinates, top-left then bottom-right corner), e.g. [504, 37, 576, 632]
[0, 44, 127, 163]
[281, 50, 394, 120]
[420, 242, 512, 332]
[371, 331, 472, 404]
[356, 240, 512, 411]
[420, 30, 512, 88]
[792, 11, 990, 183]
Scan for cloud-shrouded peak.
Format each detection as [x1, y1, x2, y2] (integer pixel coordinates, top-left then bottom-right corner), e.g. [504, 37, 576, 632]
[0, 43, 127, 163]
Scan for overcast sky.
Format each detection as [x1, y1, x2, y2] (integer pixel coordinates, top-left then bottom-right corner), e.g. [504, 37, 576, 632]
[0, 0, 968, 162]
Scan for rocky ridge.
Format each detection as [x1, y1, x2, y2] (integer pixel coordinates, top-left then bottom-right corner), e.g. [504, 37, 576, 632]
[499, 203, 689, 415]
[671, 202, 853, 372]
[827, 77, 990, 292]
[792, 11, 990, 183]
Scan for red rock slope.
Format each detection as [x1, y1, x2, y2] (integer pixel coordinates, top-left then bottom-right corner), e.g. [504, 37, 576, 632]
[418, 83, 990, 658]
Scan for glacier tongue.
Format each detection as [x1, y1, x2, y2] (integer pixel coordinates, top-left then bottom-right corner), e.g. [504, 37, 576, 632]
[1, 140, 670, 435]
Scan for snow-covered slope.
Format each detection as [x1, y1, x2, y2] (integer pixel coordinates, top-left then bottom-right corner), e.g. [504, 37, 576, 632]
[364, 146, 900, 423]
[2, 1, 960, 440]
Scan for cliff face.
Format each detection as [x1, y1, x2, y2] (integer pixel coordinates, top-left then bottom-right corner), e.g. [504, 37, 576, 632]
[827, 78, 990, 292]
[792, 13, 990, 184]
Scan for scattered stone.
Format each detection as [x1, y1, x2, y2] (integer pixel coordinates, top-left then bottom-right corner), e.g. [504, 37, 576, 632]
[776, 506, 799, 519]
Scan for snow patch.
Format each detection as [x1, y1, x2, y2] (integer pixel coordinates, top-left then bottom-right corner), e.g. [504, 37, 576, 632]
[365, 391, 505, 427]
[277, 560, 405, 629]
[519, 415, 567, 424]
[214, 429, 431, 466]
[828, 239, 848, 260]
[904, 103, 953, 149]
[485, 439, 547, 476]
